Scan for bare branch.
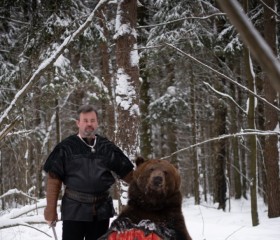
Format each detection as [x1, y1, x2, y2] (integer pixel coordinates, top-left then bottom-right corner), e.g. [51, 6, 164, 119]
[203, 82, 247, 115]
[137, 13, 226, 29]
[259, 0, 280, 18]
[165, 43, 280, 113]
[0, 16, 30, 25]
[161, 129, 280, 160]
[0, 116, 22, 142]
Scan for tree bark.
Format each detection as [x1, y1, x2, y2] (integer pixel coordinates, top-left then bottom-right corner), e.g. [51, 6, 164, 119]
[190, 68, 200, 205]
[115, 0, 140, 157]
[213, 99, 227, 211]
[138, 1, 152, 159]
[97, 6, 116, 142]
[263, 0, 280, 218]
[243, 30, 259, 229]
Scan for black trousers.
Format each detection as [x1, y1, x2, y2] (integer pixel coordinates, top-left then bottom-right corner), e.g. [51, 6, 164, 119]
[62, 218, 110, 240]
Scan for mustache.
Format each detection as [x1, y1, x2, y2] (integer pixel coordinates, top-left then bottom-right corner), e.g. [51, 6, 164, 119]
[84, 128, 97, 135]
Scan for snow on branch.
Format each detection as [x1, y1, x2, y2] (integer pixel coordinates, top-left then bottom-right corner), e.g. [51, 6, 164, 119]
[0, 16, 30, 25]
[0, 188, 37, 202]
[203, 82, 247, 114]
[0, 116, 22, 142]
[0, 197, 61, 237]
[165, 43, 280, 113]
[0, 0, 108, 138]
[137, 13, 226, 29]
[0, 221, 52, 238]
[161, 129, 280, 160]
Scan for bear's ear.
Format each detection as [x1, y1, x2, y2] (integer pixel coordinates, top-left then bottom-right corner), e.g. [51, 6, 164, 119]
[135, 156, 146, 167]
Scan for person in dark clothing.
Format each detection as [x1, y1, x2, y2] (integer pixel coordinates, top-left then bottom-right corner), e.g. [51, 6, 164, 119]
[43, 104, 134, 240]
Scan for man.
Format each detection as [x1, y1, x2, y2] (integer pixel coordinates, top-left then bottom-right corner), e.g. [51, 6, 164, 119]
[43, 104, 134, 240]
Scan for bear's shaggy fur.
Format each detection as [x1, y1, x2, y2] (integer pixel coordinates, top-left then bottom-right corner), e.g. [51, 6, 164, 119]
[115, 157, 192, 240]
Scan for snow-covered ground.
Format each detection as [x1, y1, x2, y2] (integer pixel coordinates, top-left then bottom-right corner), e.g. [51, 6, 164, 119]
[1, 198, 279, 240]
[184, 199, 280, 240]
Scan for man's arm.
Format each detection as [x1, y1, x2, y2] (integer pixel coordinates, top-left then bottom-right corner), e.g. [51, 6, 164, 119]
[121, 170, 134, 184]
[44, 173, 62, 225]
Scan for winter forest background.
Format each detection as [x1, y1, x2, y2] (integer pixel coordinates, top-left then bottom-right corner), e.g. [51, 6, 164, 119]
[1, 0, 280, 233]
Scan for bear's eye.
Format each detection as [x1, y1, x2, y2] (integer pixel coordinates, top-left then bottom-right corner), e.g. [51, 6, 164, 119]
[163, 170, 168, 175]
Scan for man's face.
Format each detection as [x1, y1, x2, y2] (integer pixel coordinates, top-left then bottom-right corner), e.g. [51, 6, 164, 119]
[76, 111, 99, 138]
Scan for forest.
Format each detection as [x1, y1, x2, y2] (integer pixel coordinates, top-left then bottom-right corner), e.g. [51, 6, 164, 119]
[0, 0, 280, 229]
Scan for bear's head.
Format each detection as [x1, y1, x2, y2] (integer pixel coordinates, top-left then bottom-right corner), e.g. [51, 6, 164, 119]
[130, 157, 181, 203]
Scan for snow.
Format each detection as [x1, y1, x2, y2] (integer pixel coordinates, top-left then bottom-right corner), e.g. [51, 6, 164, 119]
[185, 199, 280, 240]
[1, 198, 279, 240]
[130, 43, 139, 67]
[115, 68, 139, 116]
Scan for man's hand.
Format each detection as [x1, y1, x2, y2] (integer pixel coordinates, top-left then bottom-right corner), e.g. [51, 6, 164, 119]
[47, 220, 57, 227]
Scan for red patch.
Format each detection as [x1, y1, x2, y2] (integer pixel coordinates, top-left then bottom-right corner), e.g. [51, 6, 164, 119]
[108, 229, 162, 240]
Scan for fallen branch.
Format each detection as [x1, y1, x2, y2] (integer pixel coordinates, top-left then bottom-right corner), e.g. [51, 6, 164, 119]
[0, 198, 61, 238]
[225, 226, 245, 240]
[0, 219, 52, 238]
[0, 188, 37, 202]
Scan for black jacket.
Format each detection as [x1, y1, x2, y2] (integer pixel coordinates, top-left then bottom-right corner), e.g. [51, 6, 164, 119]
[44, 134, 134, 221]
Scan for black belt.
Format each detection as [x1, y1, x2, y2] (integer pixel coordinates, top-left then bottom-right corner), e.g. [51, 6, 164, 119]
[64, 188, 109, 204]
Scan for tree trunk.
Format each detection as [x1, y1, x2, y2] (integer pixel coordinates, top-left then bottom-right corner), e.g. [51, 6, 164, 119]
[138, 2, 152, 159]
[97, 6, 116, 142]
[139, 76, 152, 159]
[115, 0, 140, 158]
[190, 68, 200, 205]
[230, 78, 242, 199]
[114, 0, 140, 211]
[263, 0, 280, 218]
[213, 100, 227, 211]
[244, 40, 259, 228]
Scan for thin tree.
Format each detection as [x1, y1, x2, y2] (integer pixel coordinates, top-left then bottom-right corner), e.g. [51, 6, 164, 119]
[212, 85, 227, 211]
[190, 67, 200, 205]
[243, 0, 259, 225]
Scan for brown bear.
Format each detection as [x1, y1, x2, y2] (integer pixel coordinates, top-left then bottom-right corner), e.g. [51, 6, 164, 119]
[99, 157, 192, 240]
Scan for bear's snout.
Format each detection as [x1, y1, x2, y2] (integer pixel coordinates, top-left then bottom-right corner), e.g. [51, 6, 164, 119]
[152, 176, 163, 186]
[146, 170, 166, 194]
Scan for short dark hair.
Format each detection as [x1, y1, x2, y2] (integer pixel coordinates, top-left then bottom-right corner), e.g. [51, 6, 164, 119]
[77, 105, 98, 120]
